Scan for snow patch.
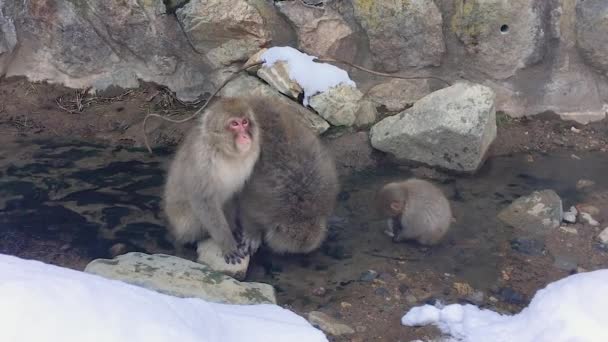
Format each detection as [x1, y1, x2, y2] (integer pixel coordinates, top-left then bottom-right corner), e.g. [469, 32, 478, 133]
[261, 46, 356, 105]
[0, 254, 327, 342]
[402, 270, 608, 342]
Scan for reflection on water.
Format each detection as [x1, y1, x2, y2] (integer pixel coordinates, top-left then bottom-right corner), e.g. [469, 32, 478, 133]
[1, 138, 607, 305]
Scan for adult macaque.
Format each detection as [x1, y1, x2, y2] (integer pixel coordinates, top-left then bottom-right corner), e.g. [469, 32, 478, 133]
[163, 97, 260, 264]
[236, 99, 340, 256]
[376, 178, 452, 246]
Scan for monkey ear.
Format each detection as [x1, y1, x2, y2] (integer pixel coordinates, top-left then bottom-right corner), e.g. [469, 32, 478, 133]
[390, 201, 402, 213]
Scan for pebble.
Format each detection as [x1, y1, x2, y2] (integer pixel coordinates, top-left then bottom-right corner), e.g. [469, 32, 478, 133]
[307, 311, 355, 336]
[453, 282, 474, 296]
[562, 206, 577, 223]
[109, 243, 127, 257]
[489, 296, 498, 303]
[580, 212, 600, 226]
[570, 126, 581, 133]
[374, 287, 390, 297]
[498, 288, 526, 305]
[398, 284, 409, 294]
[405, 294, 417, 304]
[359, 270, 379, 282]
[597, 227, 608, 244]
[577, 204, 600, 216]
[312, 286, 327, 296]
[559, 226, 578, 234]
[60, 243, 71, 252]
[510, 238, 545, 256]
[576, 179, 595, 190]
[466, 291, 485, 306]
[340, 301, 352, 309]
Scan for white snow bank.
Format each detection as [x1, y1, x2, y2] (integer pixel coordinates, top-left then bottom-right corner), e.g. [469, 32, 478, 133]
[402, 269, 608, 342]
[0, 254, 327, 342]
[261, 46, 356, 105]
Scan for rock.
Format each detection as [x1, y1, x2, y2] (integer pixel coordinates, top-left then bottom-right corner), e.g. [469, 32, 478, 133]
[196, 239, 250, 281]
[176, 0, 293, 67]
[576, 204, 601, 217]
[510, 238, 545, 256]
[84, 252, 276, 305]
[580, 212, 600, 226]
[576, 0, 608, 74]
[312, 286, 327, 297]
[309, 84, 363, 126]
[352, 0, 445, 71]
[597, 227, 608, 244]
[367, 79, 433, 112]
[277, 1, 357, 61]
[256, 60, 303, 99]
[359, 269, 379, 282]
[3, 0, 212, 101]
[109, 243, 128, 258]
[308, 311, 355, 336]
[453, 282, 474, 297]
[498, 190, 563, 235]
[405, 294, 418, 304]
[559, 226, 578, 235]
[370, 82, 496, 172]
[0, 5, 17, 74]
[498, 287, 526, 305]
[374, 287, 390, 297]
[451, 0, 549, 79]
[220, 74, 330, 134]
[553, 255, 578, 272]
[576, 179, 596, 191]
[354, 100, 378, 127]
[340, 301, 352, 309]
[563, 206, 578, 223]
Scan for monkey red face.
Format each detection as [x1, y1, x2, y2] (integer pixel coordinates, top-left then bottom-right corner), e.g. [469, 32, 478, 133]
[228, 117, 252, 152]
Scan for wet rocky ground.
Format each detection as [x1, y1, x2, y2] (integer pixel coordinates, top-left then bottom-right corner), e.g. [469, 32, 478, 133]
[1, 77, 608, 341]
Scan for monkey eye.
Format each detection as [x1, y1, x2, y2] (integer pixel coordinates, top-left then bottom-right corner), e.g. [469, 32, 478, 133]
[241, 118, 248, 125]
[230, 120, 239, 127]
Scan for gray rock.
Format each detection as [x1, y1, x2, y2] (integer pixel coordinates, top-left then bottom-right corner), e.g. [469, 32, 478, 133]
[3, 0, 212, 101]
[580, 212, 600, 226]
[359, 269, 379, 282]
[196, 239, 250, 281]
[354, 100, 378, 127]
[367, 79, 433, 112]
[597, 227, 608, 244]
[370, 82, 496, 172]
[352, 0, 445, 71]
[85, 252, 276, 305]
[277, 1, 357, 60]
[220, 74, 330, 134]
[309, 84, 363, 126]
[176, 0, 293, 67]
[576, 0, 608, 75]
[498, 190, 563, 235]
[308, 311, 355, 336]
[0, 3, 17, 74]
[451, 0, 549, 79]
[466, 291, 485, 306]
[563, 206, 578, 224]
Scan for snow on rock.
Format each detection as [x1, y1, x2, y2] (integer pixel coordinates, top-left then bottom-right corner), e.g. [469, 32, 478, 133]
[260, 46, 356, 105]
[402, 269, 608, 342]
[85, 252, 276, 305]
[0, 254, 327, 342]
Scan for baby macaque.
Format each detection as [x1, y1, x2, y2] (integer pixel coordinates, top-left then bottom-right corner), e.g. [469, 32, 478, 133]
[236, 98, 340, 256]
[163, 97, 260, 264]
[376, 178, 452, 246]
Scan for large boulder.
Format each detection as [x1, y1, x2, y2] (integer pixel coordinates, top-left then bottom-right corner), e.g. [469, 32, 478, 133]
[575, 0, 608, 75]
[352, 0, 445, 71]
[370, 82, 496, 172]
[450, 0, 549, 79]
[277, 1, 357, 61]
[85, 252, 276, 305]
[176, 0, 294, 67]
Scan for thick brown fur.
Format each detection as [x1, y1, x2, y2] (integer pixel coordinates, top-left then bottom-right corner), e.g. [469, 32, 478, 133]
[163, 97, 261, 263]
[236, 98, 340, 255]
[376, 178, 452, 246]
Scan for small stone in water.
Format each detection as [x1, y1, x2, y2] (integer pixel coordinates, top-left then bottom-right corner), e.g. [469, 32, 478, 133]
[312, 286, 327, 296]
[576, 179, 595, 190]
[559, 226, 578, 234]
[580, 212, 600, 226]
[405, 294, 417, 304]
[340, 301, 352, 309]
[597, 227, 608, 244]
[562, 206, 577, 223]
[466, 291, 485, 305]
[359, 269, 378, 282]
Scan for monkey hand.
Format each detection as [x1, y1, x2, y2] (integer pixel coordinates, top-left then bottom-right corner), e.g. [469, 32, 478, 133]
[238, 234, 262, 256]
[220, 237, 246, 265]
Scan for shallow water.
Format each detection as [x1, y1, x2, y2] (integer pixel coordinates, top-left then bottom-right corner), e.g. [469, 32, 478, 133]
[1, 138, 607, 306]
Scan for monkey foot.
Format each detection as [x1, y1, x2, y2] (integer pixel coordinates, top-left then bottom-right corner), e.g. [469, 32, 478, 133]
[223, 250, 246, 265]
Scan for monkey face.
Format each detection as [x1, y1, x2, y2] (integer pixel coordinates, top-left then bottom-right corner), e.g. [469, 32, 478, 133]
[227, 117, 254, 153]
